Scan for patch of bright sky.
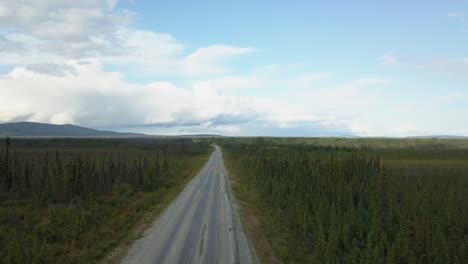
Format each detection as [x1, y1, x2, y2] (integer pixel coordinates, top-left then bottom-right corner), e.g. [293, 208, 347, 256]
[0, 65, 14, 74]
[118, 0, 468, 89]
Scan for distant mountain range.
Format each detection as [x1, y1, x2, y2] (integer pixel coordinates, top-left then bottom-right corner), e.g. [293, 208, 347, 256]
[177, 134, 224, 138]
[1, 122, 466, 139]
[0, 122, 145, 137]
[406, 135, 468, 139]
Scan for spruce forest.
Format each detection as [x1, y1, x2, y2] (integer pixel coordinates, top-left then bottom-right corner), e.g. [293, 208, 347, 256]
[0, 138, 210, 263]
[221, 138, 467, 264]
[1, 136, 467, 263]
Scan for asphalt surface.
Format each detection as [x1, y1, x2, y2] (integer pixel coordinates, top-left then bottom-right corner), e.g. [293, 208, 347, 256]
[123, 145, 254, 264]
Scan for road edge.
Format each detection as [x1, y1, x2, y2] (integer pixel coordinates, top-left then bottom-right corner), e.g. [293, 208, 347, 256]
[218, 146, 260, 264]
[221, 146, 280, 264]
[100, 150, 213, 264]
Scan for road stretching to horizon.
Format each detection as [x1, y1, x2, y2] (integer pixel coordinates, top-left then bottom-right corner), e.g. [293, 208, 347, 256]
[123, 145, 254, 264]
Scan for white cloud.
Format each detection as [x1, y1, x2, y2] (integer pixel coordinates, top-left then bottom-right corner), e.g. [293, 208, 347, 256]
[0, 60, 259, 129]
[349, 122, 423, 138]
[0, 0, 131, 58]
[380, 53, 400, 66]
[0, 59, 372, 136]
[25, 63, 77, 76]
[337, 78, 392, 90]
[182, 45, 255, 76]
[193, 69, 329, 91]
[434, 92, 465, 104]
[384, 54, 468, 75]
[0, 1, 253, 77]
[448, 11, 465, 22]
[274, 78, 392, 131]
[244, 78, 392, 133]
[102, 28, 185, 75]
[195, 76, 263, 90]
[288, 73, 330, 88]
[389, 124, 419, 137]
[417, 58, 468, 74]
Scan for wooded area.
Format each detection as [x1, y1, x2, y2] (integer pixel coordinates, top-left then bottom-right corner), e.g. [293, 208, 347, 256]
[223, 140, 467, 263]
[0, 138, 210, 263]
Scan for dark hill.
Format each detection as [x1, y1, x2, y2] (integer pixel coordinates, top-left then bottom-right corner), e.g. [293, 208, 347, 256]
[0, 122, 144, 137]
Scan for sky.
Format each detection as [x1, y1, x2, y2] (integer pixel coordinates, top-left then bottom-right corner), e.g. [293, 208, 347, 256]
[0, 0, 467, 137]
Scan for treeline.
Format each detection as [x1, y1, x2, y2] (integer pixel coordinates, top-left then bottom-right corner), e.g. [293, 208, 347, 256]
[0, 138, 208, 203]
[0, 138, 210, 263]
[223, 143, 467, 263]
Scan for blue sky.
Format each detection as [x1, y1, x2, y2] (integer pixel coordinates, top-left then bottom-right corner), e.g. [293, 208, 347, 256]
[0, 0, 467, 136]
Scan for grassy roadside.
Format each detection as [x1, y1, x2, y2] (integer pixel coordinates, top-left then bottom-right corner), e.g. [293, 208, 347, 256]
[102, 151, 211, 263]
[223, 148, 285, 264]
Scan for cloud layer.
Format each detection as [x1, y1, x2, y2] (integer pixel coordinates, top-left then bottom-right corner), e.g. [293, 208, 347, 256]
[0, 0, 357, 136]
[0, 59, 358, 136]
[1, 1, 465, 136]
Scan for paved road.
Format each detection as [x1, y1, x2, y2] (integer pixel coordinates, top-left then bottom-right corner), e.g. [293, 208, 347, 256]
[123, 145, 254, 264]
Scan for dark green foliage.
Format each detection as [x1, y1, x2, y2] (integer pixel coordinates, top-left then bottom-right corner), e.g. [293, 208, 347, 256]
[0, 138, 210, 263]
[223, 142, 468, 263]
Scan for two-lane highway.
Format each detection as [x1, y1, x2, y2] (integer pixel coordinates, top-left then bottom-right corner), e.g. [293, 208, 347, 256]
[123, 145, 253, 264]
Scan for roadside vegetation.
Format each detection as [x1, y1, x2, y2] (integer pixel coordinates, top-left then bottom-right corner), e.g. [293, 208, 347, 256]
[221, 138, 468, 263]
[0, 138, 210, 263]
